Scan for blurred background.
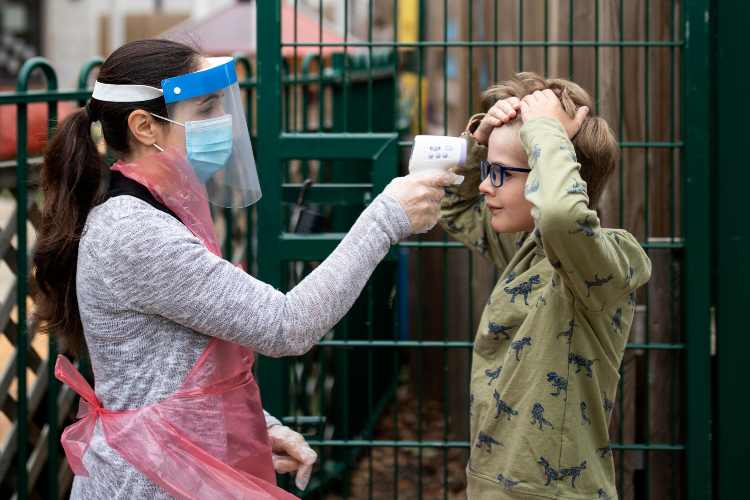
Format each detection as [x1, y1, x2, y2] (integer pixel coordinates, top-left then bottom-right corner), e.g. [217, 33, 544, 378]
[0, 1, 746, 499]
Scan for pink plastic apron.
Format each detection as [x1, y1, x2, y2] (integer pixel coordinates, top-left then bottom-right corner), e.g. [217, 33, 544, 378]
[56, 148, 296, 499]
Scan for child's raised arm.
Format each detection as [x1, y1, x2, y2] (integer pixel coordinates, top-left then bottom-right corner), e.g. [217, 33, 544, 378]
[519, 90, 651, 311]
[439, 119, 521, 271]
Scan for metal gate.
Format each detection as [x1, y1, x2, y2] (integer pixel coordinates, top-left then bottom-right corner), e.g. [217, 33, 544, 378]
[0, 0, 715, 498]
[253, 1, 711, 499]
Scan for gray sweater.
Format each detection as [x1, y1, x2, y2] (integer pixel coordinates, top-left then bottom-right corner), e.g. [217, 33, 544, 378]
[71, 193, 410, 499]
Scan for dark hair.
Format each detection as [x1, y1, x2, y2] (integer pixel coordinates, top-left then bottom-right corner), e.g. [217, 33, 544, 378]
[34, 39, 200, 354]
[481, 72, 619, 207]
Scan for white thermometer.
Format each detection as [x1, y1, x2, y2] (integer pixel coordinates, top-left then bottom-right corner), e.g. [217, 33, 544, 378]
[408, 135, 468, 175]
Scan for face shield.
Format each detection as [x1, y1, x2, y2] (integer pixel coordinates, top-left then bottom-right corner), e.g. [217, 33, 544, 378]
[91, 57, 261, 208]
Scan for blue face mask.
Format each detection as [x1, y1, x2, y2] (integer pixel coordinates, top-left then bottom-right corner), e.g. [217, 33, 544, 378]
[185, 114, 233, 182]
[153, 113, 234, 182]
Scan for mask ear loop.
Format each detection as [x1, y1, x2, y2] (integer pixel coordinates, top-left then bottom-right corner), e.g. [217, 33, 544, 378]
[151, 112, 185, 128]
[151, 113, 182, 153]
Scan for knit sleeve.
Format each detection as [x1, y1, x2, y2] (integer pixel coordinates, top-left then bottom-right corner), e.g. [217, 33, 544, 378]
[91, 194, 410, 357]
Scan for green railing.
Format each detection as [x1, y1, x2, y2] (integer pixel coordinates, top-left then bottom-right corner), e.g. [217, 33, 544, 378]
[255, 1, 711, 499]
[0, 0, 720, 498]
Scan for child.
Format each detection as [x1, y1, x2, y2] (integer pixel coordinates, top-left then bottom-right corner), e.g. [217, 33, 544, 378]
[440, 72, 651, 499]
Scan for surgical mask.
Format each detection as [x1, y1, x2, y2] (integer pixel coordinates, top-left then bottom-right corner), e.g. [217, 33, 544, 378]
[153, 113, 234, 182]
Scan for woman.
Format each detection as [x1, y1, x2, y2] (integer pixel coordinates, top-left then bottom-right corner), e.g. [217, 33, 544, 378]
[34, 39, 459, 499]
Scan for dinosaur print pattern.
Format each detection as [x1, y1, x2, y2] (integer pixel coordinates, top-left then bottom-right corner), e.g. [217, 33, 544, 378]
[611, 307, 623, 334]
[597, 445, 613, 458]
[603, 392, 615, 416]
[493, 390, 519, 420]
[531, 144, 542, 162]
[530, 402, 554, 430]
[475, 431, 503, 452]
[570, 215, 599, 237]
[560, 143, 578, 162]
[598, 488, 613, 499]
[557, 319, 575, 344]
[567, 180, 587, 194]
[538, 456, 559, 485]
[525, 178, 540, 195]
[624, 265, 635, 288]
[504, 274, 542, 306]
[547, 372, 568, 398]
[585, 273, 614, 297]
[581, 401, 592, 425]
[485, 367, 502, 385]
[496, 473, 523, 490]
[538, 457, 588, 488]
[569, 352, 597, 377]
[558, 461, 587, 488]
[510, 336, 532, 361]
[488, 322, 515, 340]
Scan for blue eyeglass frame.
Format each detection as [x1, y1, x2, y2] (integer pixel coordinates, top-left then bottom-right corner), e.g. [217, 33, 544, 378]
[480, 159, 532, 188]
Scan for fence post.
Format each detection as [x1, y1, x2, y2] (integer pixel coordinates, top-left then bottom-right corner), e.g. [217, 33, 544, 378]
[715, 1, 750, 498]
[682, 2, 713, 499]
[255, 0, 288, 418]
[15, 56, 58, 500]
[76, 57, 103, 106]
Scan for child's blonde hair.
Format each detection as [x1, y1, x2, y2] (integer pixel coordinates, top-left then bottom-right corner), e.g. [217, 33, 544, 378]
[481, 72, 618, 207]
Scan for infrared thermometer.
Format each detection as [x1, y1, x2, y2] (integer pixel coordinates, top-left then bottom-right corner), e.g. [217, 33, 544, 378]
[408, 135, 468, 175]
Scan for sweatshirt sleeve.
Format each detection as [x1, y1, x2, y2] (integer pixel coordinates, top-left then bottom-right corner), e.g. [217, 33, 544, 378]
[519, 117, 652, 310]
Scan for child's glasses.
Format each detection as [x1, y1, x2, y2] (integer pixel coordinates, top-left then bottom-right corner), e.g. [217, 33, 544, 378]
[479, 160, 532, 188]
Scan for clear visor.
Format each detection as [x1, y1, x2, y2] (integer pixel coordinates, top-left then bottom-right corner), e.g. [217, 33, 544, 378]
[162, 58, 261, 208]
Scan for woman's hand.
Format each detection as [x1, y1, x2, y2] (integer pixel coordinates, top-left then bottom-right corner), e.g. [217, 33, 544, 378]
[384, 171, 463, 234]
[268, 425, 317, 491]
[473, 97, 522, 145]
[520, 89, 589, 139]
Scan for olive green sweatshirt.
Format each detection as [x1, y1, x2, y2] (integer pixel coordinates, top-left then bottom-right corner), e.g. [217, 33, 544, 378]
[440, 117, 651, 500]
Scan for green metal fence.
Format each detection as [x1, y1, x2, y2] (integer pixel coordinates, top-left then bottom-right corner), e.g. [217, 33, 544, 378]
[0, 0, 717, 498]
[254, 1, 711, 499]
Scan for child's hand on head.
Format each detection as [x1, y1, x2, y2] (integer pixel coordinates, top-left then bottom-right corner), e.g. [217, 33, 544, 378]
[474, 97, 521, 145]
[520, 89, 589, 139]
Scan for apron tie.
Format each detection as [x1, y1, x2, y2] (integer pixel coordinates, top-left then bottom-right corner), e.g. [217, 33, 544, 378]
[55, 355, 102, 476]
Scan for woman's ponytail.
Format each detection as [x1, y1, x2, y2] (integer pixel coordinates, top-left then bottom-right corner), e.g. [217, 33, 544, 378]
[33, 106, 105, 353]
